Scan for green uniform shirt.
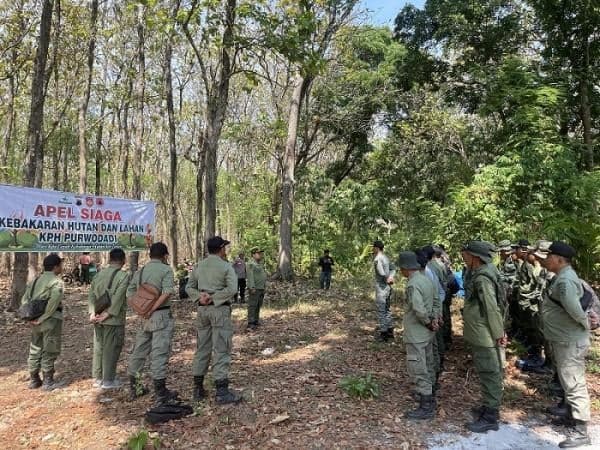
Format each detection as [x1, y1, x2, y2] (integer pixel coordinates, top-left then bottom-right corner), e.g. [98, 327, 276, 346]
[21, 271, 64, 323]
[88, 265, 131, 325]
[403, 271, 435, 343]
[246, 260, 267, 290]
[430, 260, 448, 286]
[541, 265, 589, 342]
[463, 263, 504, 347]
[127, 259, 176, 307]
[186, 254, 237, 306]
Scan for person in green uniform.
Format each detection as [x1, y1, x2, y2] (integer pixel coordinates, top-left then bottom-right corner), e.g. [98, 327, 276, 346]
[461, 241, 505, 433]
[398, 251, 437, 420]
[88, 248, 130, 389]
[246, 247, 267, 330]
[541, 242, 591, 448]
[127, 242, 178, 404]
[186, 236, 241, 404]
[23, 253, 65, 391]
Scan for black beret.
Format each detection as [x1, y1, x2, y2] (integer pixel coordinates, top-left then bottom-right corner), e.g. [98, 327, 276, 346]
[517, 239, 530, 247]
[549, 241, 576, 259]
[373, 240, 384, 250]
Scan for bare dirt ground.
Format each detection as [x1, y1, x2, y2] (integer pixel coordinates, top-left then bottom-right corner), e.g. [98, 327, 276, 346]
[0, 278, 598, 449]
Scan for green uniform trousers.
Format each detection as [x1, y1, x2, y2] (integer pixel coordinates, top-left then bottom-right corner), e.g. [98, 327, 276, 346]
[432, 329, 445, 374]
[442, 298, 452, 342]
[405, 339, 434, 395]
[248, 289, 265, 325]
[192, 304, 233, 381]
[28, 318, 62, 373]
[550, 340, 591, 421]
[127, 309, 174, 380]
[471, 345, 504, 408]
[93, 324, 125, 381]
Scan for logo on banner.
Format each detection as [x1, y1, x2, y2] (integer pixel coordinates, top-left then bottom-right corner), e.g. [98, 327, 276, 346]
[86, 197, 94, 207]
[58, 196, 72, 205]
[96, 198, 104, 206]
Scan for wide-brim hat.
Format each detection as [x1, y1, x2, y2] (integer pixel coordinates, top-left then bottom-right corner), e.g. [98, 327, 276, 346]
[398, 251, 421, 270]
[497, 239, 513, 252]
[463, 240, 496, 264]
[532, 239, 552, 259]
[250, 247, 264, 254]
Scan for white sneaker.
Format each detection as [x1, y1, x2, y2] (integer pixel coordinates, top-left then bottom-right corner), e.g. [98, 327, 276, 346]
[92, 378, 102, 388]
[101, 379, 123, 390]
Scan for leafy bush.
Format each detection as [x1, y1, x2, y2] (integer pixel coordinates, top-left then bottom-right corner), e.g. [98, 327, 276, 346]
[339, 373, 380, 399]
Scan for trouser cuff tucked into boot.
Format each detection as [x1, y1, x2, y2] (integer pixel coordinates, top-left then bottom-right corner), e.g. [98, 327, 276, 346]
[193, 376, 206, 402]
[28, 371, 42, 389]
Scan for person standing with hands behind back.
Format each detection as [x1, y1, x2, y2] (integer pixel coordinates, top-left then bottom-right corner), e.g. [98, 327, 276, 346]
[246, 248, 267, 330]
[88, 248, 130, 389]
[372, 240, 396, 342]
[186, 236, 241, 404]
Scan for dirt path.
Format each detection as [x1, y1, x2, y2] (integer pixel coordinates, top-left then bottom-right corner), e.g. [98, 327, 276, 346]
[0, 280, 598, 449]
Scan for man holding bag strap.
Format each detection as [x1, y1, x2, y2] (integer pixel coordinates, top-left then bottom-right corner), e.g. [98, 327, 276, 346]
[23, 253, 65, 391]
[88, 248, 130, 389]
[126, 242, 178, 404]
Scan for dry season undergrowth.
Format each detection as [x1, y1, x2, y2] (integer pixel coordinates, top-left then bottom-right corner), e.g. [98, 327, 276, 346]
[0, 278, 598, 449]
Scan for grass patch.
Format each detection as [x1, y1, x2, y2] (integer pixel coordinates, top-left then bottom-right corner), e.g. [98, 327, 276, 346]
[127, 429, 160, 450]
[503, 384, 524, 403]
[339, 373, 380, 399]
[506, 339, 527, 357]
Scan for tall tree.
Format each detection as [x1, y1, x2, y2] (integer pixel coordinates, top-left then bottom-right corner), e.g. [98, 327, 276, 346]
[77, 0, 99, 193]
[11, 0, 54, 310]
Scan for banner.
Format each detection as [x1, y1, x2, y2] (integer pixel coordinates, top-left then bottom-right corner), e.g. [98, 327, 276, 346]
[0, 184, 156, 252]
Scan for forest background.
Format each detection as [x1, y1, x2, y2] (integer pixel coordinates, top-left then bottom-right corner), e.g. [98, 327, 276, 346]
[0, 0, 599, 308]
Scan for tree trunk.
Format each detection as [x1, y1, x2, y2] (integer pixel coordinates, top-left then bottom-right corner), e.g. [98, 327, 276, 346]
[129, 3, 146, 273]
[11, 0, 54, 310]
[77, 0, 99, 193]
[95, 95, 105, 195]
[277, 75, 310, 281]
[579, 29, 593, 170]
[195, 150, 205, 258]
[164, 36, 178, 268]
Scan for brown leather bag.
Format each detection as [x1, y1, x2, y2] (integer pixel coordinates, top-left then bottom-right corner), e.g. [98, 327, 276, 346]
[127, 266, 161, 316]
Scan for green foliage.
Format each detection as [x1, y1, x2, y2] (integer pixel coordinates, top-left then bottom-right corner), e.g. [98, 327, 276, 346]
[126, 429, 160, 450]
[339, 373, 380, 399]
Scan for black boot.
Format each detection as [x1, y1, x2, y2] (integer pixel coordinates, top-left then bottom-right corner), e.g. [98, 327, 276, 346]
[547, 397, 568, 417]
[42, 370, 56, 391]
[153, 379, 179, 405]
[559, 420, 591, 448]
[470, 405, 485, 420]
[406, 394, 435, 420]
[193, 376, 206, 402]
[128, 375, 149, 400]
[28, 371, 42, 389]
[215, 379, 242, 405]
[385, 327, 395, 341]
[374, 330, 387, 342]
[467, 406, 499, 433]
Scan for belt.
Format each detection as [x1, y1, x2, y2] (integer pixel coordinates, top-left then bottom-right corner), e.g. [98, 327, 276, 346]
[199, 302, 231, 307]
[156, 305, 171, 311]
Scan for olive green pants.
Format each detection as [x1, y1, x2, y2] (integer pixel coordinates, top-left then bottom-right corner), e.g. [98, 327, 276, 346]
[127, 309, 174, 380]
[93, 324, 125, 381]
[248, 289, 265, 325]
[405, 340, 434, 395]
[432, 329, 445, 375]
[471, 345, 504, 408]
[192, 304, 233, 381]
[28, 318, 62, 373]
[550, 339, 591, 421]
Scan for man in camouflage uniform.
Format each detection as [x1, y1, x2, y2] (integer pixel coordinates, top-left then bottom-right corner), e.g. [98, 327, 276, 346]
[88, 248, 130, 389]
[398, 251, 437, 420]
[186, 236, 241, 404]
[541, 242, 591, 448]
[372, 240, 396, 342]
[246, 247, 267, 330]
[23, 253, 65, 391]
[462, 241, 505, 433]
[127, 242, 178, 404]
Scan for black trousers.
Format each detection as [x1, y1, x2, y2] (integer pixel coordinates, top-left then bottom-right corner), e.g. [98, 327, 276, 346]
[237, 278, 246, 303]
